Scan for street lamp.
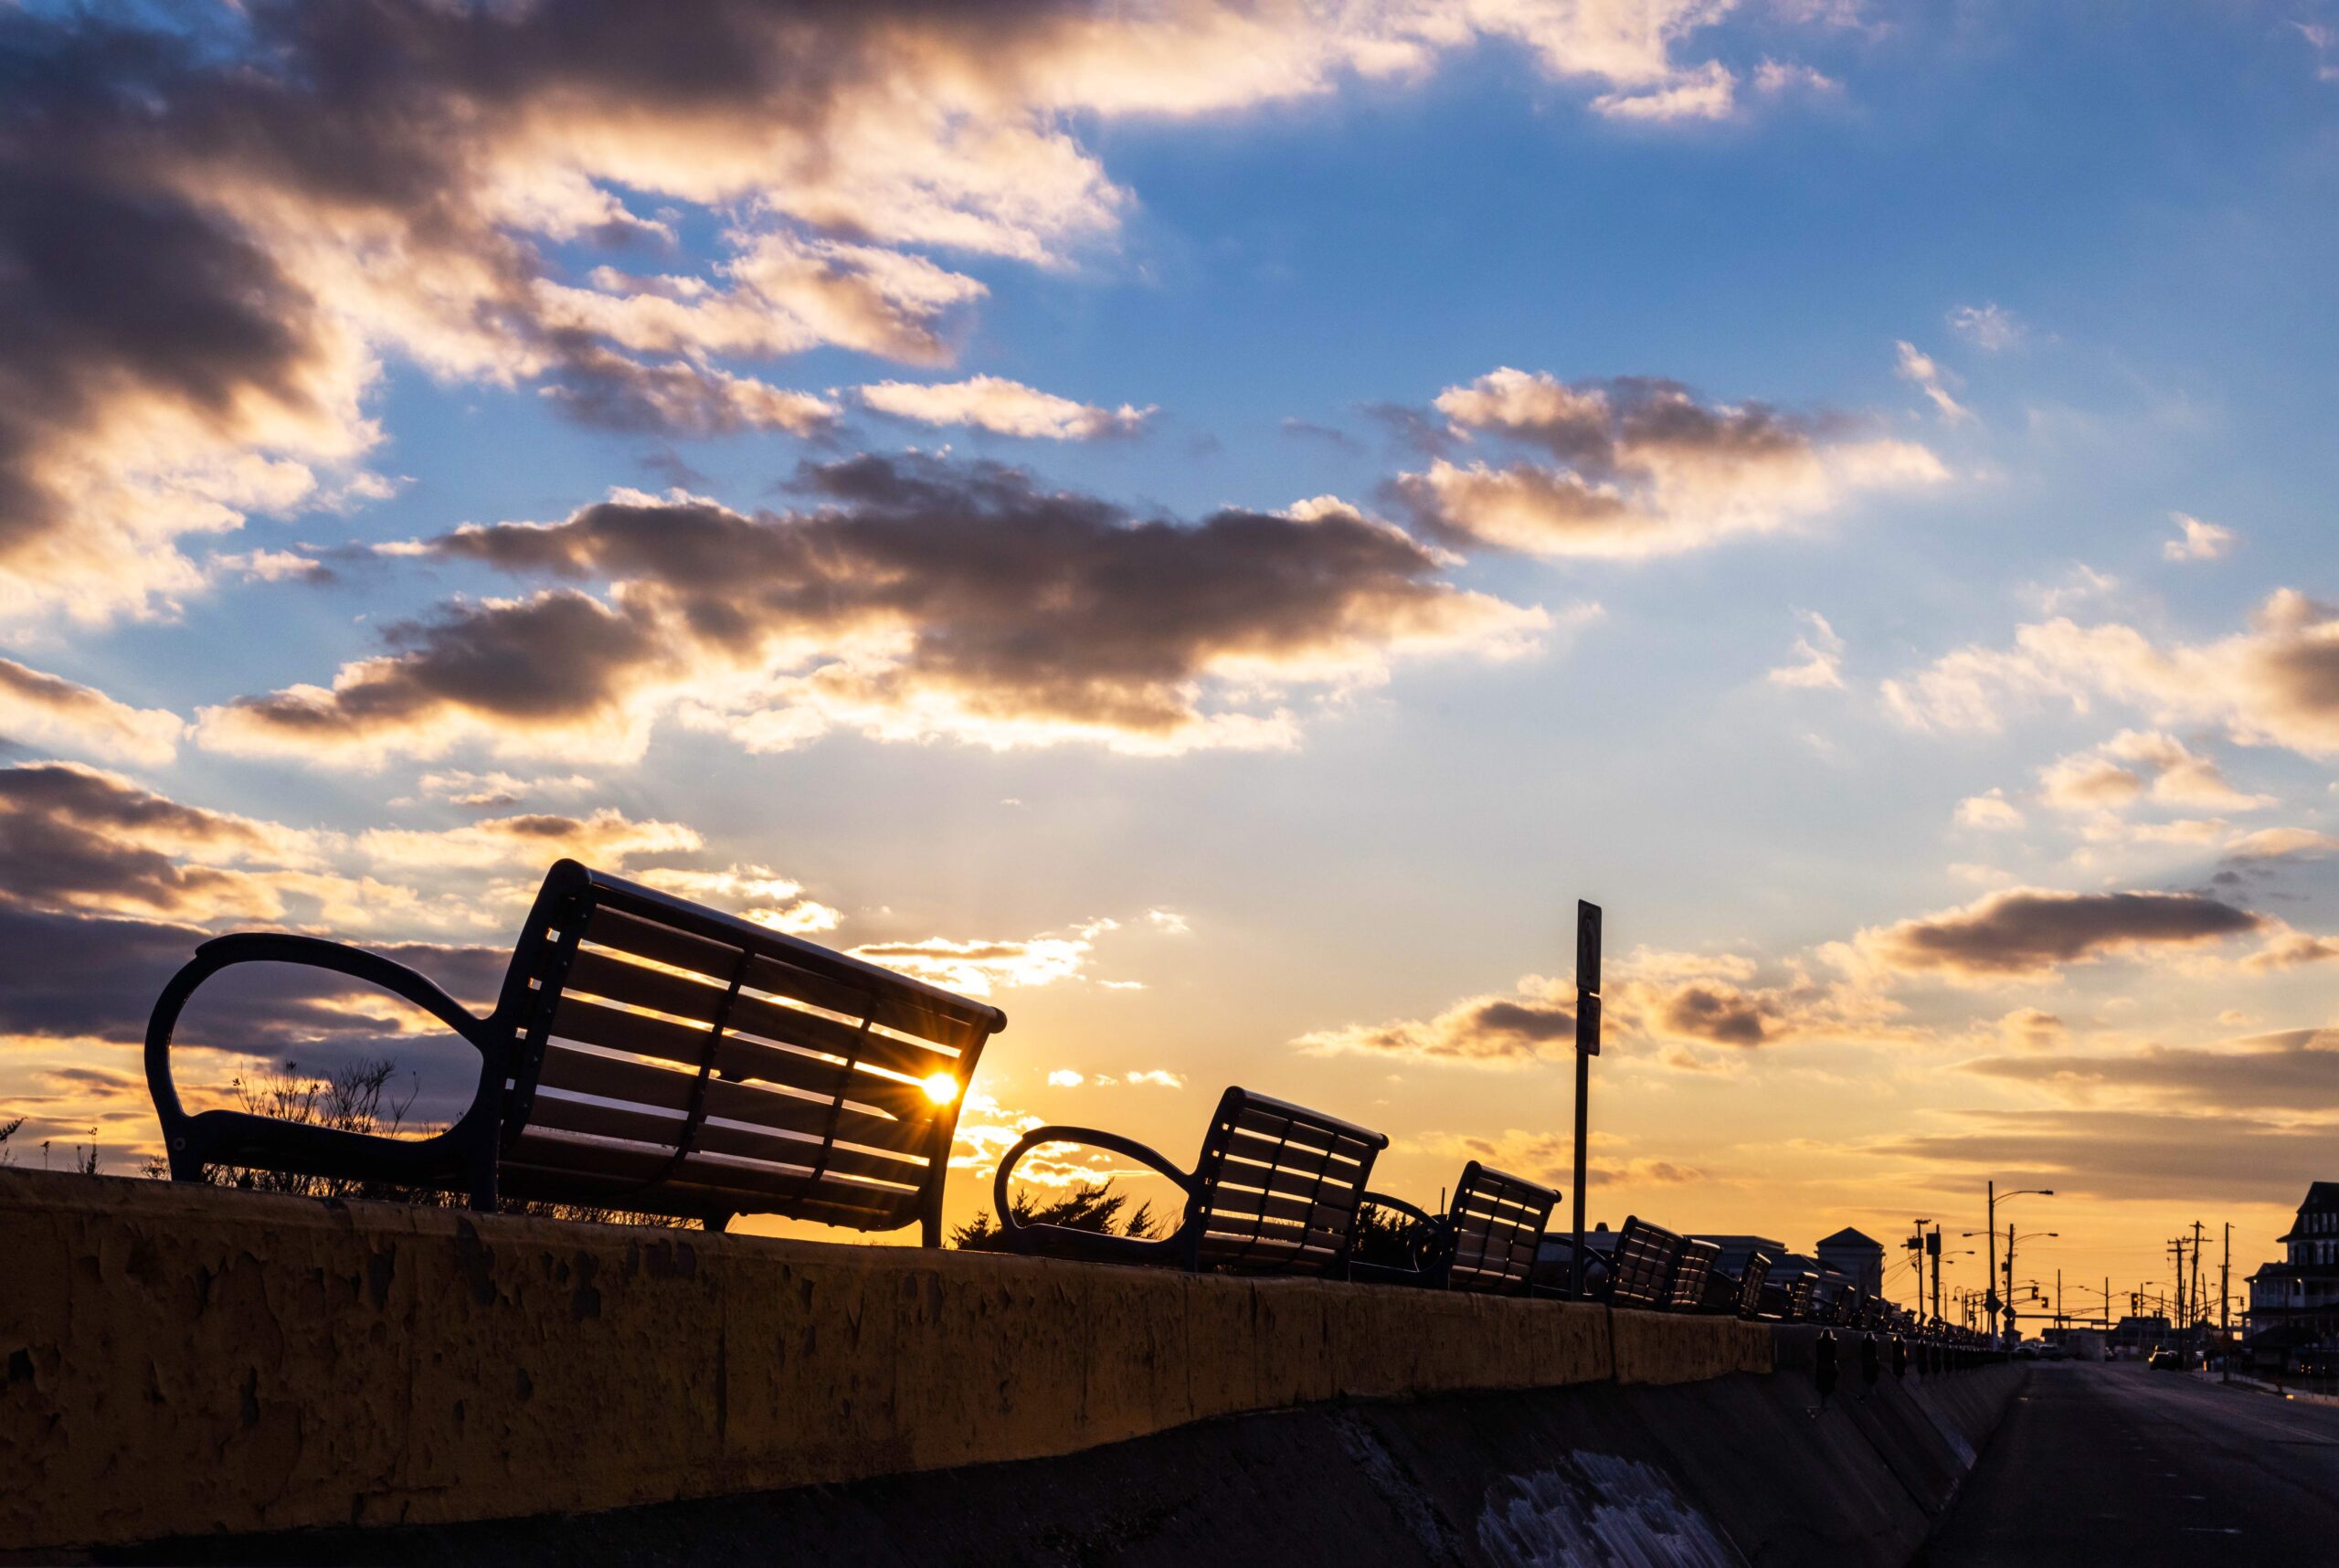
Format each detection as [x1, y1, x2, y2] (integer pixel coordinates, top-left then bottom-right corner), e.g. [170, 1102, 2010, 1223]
[1983, 1183, 2054, 1343]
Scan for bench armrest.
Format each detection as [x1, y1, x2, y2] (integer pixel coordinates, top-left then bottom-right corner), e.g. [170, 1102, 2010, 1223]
[990, 1124, 1195, 1264]
[1359, 1189, 1439, 1231]
[144, 932, 503, 1182]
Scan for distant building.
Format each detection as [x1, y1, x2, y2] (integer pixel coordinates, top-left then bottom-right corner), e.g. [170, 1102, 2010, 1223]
[2246, 1182, 2339, 1372]
[1815, 1227, 1885, 1297]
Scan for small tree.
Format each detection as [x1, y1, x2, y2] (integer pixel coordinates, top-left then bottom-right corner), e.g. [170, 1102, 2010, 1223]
[952, 1180, 1160, 1250]
[0, 1116, 21, 1168]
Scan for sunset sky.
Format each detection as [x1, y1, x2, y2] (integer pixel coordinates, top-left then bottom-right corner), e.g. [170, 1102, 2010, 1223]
[4, 0, 2336, 1319]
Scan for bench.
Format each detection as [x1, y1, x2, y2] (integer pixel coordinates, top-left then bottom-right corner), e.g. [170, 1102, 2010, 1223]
[1732, 1250, 1773, 1317]
[1352, 1160, 1559, 1294]
[990, 1086, 1387, 1273]
[144, 859, 1007, 1241]
[1666, 1236, 1720, 1312]
[1604, 1215, 1686, 1308]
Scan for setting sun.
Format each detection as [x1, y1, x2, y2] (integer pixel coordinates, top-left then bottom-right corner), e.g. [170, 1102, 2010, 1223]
[921, 1074, 959, 1107]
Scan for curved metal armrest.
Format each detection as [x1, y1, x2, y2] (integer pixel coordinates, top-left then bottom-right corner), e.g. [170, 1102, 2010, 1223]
[991, 1124, 1195, 1260]
[145, 932, 495, 1130]
[1359, 1189, 1439, 1232]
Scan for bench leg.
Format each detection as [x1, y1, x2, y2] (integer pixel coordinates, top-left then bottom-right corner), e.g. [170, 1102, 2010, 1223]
[705, 1211, 734, 1234]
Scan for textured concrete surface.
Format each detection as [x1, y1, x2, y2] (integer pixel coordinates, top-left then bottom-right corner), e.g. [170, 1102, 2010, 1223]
[3, 1171, 1755, 1552]
[101, 1364, 2027, 1567]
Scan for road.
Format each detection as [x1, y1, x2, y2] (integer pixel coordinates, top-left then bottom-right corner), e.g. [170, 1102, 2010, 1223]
[1922, 1361, 2339, 1565]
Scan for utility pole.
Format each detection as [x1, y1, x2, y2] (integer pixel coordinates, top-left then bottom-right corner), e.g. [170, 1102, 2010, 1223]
[2221, 1223, 2232, 1383]
[1932, 1224, 1943, 1323]
[1986, 1181, 1998, 1343]
[1568, 901, 1600, 1300]
[2192, 1220, 2206, 1351]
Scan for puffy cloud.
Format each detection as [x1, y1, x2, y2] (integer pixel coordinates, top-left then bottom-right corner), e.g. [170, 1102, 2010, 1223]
[847, 933, 1095, 997]
[2037, 752, 2143, 812]
[1947, 302, 2025, 353]
[2093, 729, 2270, 811]
[0, 1, 1796, 625]
[409, 770, 597, 809]
[632, 863, 841, 936]
[1847, 886, 2262, 981]
[1296, 974, 1578, 1066]
[1042, 1066, 1184, 1088]
[0, 660, 185, 767]
[2163, 513, 2236, 563]
[2223, 827, 2339, 862]
[1591, 58, 1736, 121]
[355, 808, 700, 871]
[197, 455, 1548, 763]
[1751, 58, 1840, 95]
[2242, 926, 2339, 972]
[1392, 368, 1945, 559]
[1414, 1128, 1708, 1187]
[1894, 341, 1970, 423]
[1296, 948, 1899, 1064]
[857, 376, 1152, 440]
[1882, 591, 2339, 758]
[1955, 789, 2025, 830]
[1767, 609, 1845, 689]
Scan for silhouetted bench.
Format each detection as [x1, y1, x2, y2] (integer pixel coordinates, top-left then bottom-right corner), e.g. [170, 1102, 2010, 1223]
[1666, 1237, 1720, 1312]
[1604, 1215, 1686, 1308]
[145, 859, 1006, 1241]
[1730, 1251, 1773, 1317]
[1352, 1160, 1559, 1294]
[990, 1086, 1387, 1273]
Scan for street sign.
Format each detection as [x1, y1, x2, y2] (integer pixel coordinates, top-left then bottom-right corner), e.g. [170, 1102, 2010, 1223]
[1575, 901, 1602, 1057]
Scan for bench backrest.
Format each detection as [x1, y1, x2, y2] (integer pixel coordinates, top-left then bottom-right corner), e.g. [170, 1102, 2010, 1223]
[1444, 1161, 1560, 1294]
[1737, 1251, 1773, 1317]
[501, 861, 1006, 1232]
[1188, 1087, 1388, 1274]
[1607, 1215, 1685, 1308]
[1787, 1277, 1816, 1319]
[1667, 1237, 1720, 1311]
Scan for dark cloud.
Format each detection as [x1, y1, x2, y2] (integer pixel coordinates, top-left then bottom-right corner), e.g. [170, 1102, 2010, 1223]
[1965, 1029, 2339, 1110]
[1382, 367, 1943, 559]
[0, 762, 301, 918]
[0, 904, 503, 1046]
[1879, 1107, 2337, 1204]
[1858, 887, 2263, 979]
[202, 453, 1541, 758]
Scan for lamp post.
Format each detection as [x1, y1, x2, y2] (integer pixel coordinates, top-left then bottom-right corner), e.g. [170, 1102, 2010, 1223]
[1568, 901, 1600, 1300]
[1981, 1183, 2054, 1344]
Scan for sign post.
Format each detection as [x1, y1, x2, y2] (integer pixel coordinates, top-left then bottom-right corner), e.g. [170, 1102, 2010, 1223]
[1570, 900, 1601, 1299]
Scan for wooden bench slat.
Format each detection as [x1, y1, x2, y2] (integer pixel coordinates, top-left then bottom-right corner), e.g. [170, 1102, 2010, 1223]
[528, 1091, 686, 1150]
[744, 952, 985, 1054]
[566, 946, 731, 1027]
[690, 1118, 927, 1188]
[580, 904, 740, 984]
[549, 993, 714, 1074]
[698, 1073, 931, 1159]
[537, 1044, 698, 1113]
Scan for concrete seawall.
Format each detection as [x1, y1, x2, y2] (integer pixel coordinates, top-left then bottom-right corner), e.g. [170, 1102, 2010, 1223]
[5, 1171, 1774, 1552]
